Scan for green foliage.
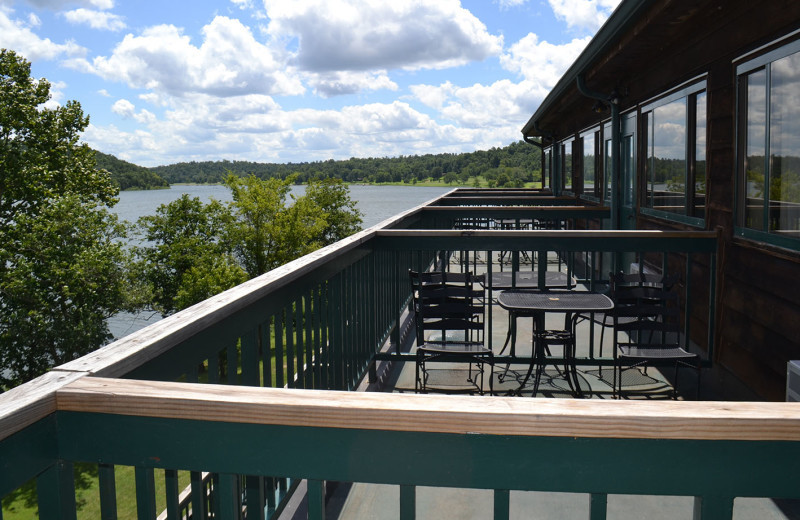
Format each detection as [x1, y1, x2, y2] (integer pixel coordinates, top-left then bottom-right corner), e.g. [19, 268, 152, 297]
[151, 140, 543, 186]
[135, 194, 243, 315]
[225, 174, 326, 277]
[95, 150, 169, 190]
[0, 49, 133, 389]
[0, 195, 131, 388]
[135, 175, 363, 315]
[305, 176, 363, 245]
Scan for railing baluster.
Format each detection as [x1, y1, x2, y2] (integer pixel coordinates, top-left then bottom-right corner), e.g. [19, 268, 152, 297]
[304, 289, 314, 388]
[275, 311, 285, 388]
[98, 463, 117, 520]
[693, 495, 734, 520]
[286, 303, 295, 388]
[493, 489, 509, 520]
[241, 328, 259, 387]
[294, 297, 304, 389]
[36, 461, 77, 520]
[164, 469, 179, 520]
[190, 471, 207, 519]
[262, 320, 272, 388]
[399, 484, 416, 520]
[245, 475, 266, 520]
[226, 340, 239, 385]
[134, 466, 156, 520]
[590, 493, 607, 520]
[307, 480, 325, 520]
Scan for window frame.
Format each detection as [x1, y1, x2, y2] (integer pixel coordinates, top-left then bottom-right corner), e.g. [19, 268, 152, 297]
[580, 126, 601, 201]
[639, 79, 707, 228]
[735, 37, 800, 251]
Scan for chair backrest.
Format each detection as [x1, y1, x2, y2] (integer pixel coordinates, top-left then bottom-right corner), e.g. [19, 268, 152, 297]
[409, 270, 485, 345]
[610, 271, 682, 350]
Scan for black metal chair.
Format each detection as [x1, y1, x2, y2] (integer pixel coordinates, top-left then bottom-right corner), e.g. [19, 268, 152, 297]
[409, 270, 493, 395]
[610, 272, 701, 399]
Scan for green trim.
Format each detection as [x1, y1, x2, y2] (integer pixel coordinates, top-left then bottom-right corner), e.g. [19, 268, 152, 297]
[640, 207, 705, 228]
[734, 226, 800, 252]
[55, 412, 800, 499]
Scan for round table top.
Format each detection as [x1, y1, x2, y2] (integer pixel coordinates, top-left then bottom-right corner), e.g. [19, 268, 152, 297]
[497, 289, 614, 313]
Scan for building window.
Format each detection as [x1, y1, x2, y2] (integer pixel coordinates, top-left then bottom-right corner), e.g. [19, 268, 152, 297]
[737, 40, 800, 246]
[603, 121, 612, 204]
[543, 147, 552, 189]
[582, 128, 599, 199]
[561, 138, 574, 193]
[641, 81, 706, 225]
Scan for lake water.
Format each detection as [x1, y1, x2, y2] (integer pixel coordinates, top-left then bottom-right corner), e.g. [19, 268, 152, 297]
[108, 184, 450, 339]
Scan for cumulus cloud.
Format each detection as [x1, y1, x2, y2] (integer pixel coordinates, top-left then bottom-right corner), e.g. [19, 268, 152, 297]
[410, 33, 591, 131]
[495, 0, 527, 8]
[500, 32, 591, 84]
[307, 70, 398, 97]
[20, 0, 114, 8]
[73, 16, 304, 97]
[111, 98, 135, 117]
[0, 6, 85, 60]
[264, 0, 502, 72]
[63, 8, 125, 31]
[547, 0, 621, 32]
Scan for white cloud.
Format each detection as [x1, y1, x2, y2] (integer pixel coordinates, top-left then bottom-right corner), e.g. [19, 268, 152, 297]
[307, 70, 398, 97]
[547, 0, 621, 32]
[500, 32, 591, 84]
[409, 33, 591, 131]
[111, 98, 135, 117]
[74, 16, 304, 98]
[495, 0, 527, 8]
[42, 79, 66, 109]
[264, 0, 502, 72]
[20, 0, 114, 9]
[27, 12, 40, 26]
[0, 6, 85, 61]
[63, 8, 125, 31]
[97, 88, 110, 97]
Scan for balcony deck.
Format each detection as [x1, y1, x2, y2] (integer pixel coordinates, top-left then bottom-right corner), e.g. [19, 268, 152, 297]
[2, 189, 799, 520]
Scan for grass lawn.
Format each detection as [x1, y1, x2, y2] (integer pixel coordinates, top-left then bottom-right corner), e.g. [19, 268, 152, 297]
[3, 465, 192, 520]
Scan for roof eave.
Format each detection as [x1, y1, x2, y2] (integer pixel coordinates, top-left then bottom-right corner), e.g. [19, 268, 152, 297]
[520, 0, 659, 138]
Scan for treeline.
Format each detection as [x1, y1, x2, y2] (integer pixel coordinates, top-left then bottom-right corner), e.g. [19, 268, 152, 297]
[150, 140, 542, 186]
[95, 150, 169, 190]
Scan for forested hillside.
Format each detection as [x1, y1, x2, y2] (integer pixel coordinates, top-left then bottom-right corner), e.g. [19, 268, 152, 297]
[95, 150, 169, 190]
[151, 140, 543, 187]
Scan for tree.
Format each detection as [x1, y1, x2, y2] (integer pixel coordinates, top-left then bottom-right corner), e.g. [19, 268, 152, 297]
[0, 49, 136, 389]
[135, 194, 245, 315]
[305, 176, 363, 245]
[225, 174, 326, 277]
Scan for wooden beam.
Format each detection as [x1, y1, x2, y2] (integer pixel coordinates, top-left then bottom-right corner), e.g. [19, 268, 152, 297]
[57, 377, 800, 442]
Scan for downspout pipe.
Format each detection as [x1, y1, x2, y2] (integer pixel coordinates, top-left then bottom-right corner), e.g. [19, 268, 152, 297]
[577, 74, 620, 229]
[524, 124, 553, 191]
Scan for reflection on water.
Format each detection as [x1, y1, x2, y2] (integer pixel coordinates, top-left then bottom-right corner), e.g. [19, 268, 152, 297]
[108, 184, 450, 339]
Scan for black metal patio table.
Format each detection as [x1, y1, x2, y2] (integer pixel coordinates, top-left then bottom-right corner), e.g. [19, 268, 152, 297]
[497, 289, 614, 397]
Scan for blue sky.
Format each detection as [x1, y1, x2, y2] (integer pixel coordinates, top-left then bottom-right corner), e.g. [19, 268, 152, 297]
[0, 0, 621, 166]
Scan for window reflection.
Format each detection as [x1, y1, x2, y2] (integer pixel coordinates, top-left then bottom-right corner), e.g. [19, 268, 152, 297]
[563, 139, 573, 192]
[769, 52, 800, 233]
[649, 99, 687, 214]
[745, 69, 767, 230]
[693, 93, 707, 219]
[583, 132, 596, 196]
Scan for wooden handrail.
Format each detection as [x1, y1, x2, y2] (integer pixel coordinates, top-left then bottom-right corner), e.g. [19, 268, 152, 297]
[57, 377, 800, 442]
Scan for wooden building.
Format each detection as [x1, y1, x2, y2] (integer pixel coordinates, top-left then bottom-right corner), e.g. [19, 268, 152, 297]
[522, 0, 800, 400]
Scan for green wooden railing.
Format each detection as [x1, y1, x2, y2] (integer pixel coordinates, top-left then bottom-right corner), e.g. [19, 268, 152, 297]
[1, 191, 779, 520]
